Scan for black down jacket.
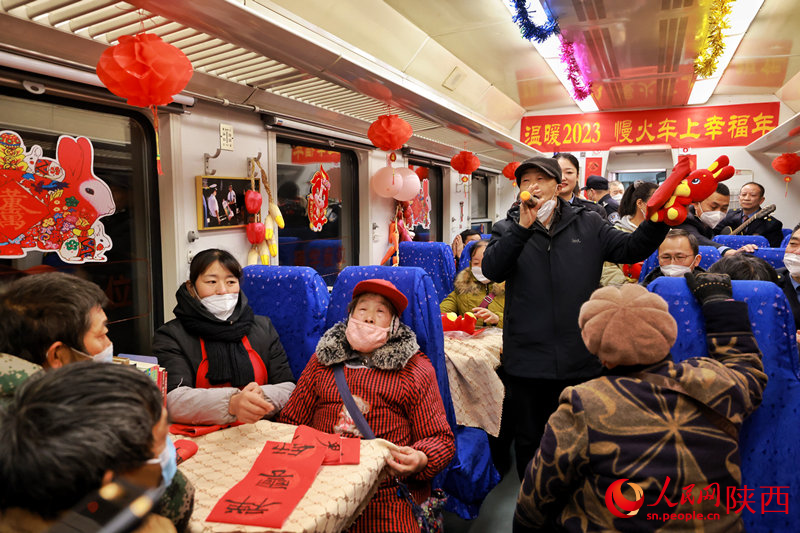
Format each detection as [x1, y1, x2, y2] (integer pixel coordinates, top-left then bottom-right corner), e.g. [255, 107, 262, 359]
[482, 198, 670, 380]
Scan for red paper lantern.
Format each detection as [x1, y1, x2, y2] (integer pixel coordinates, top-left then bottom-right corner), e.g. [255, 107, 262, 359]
[244, 190, 262, 214]
[451, 151, 480, 175]
[771, 152, 800, 175]
[414, 166, 429, 180]
[367, 115, 413, 151]
[96, 33, 193, 107]
[502, 161, 521, 180]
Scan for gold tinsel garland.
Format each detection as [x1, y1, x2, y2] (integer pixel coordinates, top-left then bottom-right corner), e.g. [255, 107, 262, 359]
[693, 0, 733, 78]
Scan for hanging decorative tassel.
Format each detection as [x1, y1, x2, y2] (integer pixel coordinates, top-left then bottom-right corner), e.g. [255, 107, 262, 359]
[693, 0, 733, 78]
[560, 40, 593, 101]
[511, 0, 560, 43]
[150, 105, 163, 175]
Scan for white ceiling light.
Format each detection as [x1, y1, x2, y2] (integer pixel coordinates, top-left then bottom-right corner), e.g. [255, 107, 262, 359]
[688, 0, 765, 105]
[502, 0, 598, 112]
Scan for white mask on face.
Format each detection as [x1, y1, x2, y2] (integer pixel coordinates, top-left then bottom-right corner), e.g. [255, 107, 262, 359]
[201, 293, 239, 320]
[661, 264, 692, 277]
[611, 193, 623, 202]
[92, 342, 114, 364]
[783, 252, 800, 277]
[536, 198, 557, 223]
[471, 266, 490, 284]
[700, 210, 725, 228]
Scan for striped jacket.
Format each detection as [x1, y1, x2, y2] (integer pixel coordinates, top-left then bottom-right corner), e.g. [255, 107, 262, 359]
[279, 321, 455, 533]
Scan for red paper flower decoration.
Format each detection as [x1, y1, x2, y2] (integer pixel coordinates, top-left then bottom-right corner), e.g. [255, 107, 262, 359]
[771, 152, 800, 175]
[367, 115, 413, 151]
[451, 151, 480, 175]
[96, 33, 193, 107]
[502, 161, 521, 180]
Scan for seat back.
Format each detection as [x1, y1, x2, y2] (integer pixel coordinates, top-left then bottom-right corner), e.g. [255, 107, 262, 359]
[326, 265, 499, 518]
[241, 265, 330, 380]
[648, 277, 800, 533]
[304, 239, 343, 285]
[639, 245, 720, 280]
[713, 234, 770, 248]
[458, 239, 478, 272]
[781, 232, 792, 249]
[481, 233, 492, 240]
[398, 241, 456, 302]
[782, 227, 792, 242]
[753, 247, 786, 270]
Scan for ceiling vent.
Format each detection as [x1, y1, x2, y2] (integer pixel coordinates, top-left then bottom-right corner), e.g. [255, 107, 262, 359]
[442, 66, 466, 91]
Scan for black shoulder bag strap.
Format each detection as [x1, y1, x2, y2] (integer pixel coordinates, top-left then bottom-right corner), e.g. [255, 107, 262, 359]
[333, 364, 375, 440]
[634, 371, 738, 440]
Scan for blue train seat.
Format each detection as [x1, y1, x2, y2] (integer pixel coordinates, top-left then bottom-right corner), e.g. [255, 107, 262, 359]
[241, 265, 330, 380]
[458, 239, 479, 272]
[752, 247, 787, 270]
[398, 241, 456, 302]
[639, 245, 721, 280]
[713, 234, 770, 248]
[327, 265, 499, 519]
[781, 232, 792, 249]
[782, 227, 792, 242]
[648, 277, 800, 533]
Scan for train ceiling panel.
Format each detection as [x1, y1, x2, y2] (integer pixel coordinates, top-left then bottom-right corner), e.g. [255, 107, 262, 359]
[0, 0, 538, 168]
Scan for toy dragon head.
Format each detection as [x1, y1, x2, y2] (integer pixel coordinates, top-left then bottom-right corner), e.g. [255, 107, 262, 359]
[646, 155, 734, 226]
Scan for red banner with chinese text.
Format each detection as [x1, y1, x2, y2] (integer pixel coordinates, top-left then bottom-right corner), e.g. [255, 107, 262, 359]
[291, 146, 341, 164]
[520, 103, 780, 153]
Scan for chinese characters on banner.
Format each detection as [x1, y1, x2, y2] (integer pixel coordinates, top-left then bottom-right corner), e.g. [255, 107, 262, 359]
[206, 441, 327, 528]
[520, 103, 780, 153]
[291, 146, 341, 164]
[0, 131, 115, 262]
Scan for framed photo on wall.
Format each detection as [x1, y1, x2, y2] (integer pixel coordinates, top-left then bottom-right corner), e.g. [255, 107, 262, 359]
[196, 176, 259, 230]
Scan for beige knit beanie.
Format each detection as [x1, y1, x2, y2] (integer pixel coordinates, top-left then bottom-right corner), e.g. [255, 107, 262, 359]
[578, 284, 678, 367]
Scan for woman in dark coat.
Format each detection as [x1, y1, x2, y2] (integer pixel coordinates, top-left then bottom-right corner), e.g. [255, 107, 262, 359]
[153, 249, 294, 425]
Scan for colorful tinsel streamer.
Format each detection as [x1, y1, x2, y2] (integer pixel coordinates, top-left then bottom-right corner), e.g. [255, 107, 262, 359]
[511, 0, 560, 43]
[560, 40, 592, 101]
[694, 0, 733, 78]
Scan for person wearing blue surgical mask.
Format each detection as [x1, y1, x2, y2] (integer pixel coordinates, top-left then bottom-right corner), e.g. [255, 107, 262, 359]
[153, 249, 295, 427]
[440, 240, 505, 328]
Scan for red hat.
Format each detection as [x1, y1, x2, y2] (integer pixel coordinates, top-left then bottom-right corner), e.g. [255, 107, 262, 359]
[352, 279, 408, 315]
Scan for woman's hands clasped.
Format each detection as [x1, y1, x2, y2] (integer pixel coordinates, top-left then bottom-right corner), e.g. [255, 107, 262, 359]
[229, 382, 274, 424]
[386, 446, 428, 478]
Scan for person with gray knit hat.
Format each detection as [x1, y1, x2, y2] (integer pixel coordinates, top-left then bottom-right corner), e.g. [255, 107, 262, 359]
[514, 272, 767, 533]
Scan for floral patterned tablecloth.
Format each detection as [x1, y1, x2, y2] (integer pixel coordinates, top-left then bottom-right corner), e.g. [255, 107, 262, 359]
[181, 420, 390, 532]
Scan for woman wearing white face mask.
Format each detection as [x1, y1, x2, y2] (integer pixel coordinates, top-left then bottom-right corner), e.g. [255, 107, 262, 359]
[153, 249, 295, 426]
[440, 240, 505, 327]
[279, 279, 454, 533]
[600, 181, 658, 286]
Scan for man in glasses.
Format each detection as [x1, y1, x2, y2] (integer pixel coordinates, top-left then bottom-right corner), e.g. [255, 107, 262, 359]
[640, 229, 704, 286]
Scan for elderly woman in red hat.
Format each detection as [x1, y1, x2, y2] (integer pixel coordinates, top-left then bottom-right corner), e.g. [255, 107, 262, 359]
[279, 279, 455, 533]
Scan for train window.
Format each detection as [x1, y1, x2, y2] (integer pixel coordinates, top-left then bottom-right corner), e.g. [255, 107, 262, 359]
[471, 173, 491, 232]
[614, 170, 667, 189]
[275, 141, 357, 285]
[0, 93, 162, 354]
[407, 162, 442, 242]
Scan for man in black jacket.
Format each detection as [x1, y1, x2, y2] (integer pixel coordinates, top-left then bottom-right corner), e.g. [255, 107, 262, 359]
[581, 175, 620, 223]
[716, 182, 783, 247]
[482, 156, 670, 479]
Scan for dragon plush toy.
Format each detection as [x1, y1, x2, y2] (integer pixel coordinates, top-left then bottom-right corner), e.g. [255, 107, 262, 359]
[646, 155, 735, 226]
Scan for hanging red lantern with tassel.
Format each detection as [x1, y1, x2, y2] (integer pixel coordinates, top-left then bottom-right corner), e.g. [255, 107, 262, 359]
[450, 151, 480, 175]
[771, 152, 800, 197]
[96, 33, 193, 174]
[502, 161, 521, 181]
[367, 115, 413, 151]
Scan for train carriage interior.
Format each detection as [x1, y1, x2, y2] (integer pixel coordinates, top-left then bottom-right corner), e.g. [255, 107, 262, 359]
[1, 0, 800, 531]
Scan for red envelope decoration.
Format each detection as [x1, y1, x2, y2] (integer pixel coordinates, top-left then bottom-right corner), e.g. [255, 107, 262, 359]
[292, 425, 360, 465]
[206, 441, 326, 528]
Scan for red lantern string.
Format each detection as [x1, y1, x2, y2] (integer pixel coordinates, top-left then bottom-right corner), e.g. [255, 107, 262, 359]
[771, 152, 800, 197]
[96, 33, 193, 174]
[368, 115, 413, 152]
[502, 161, 521, 181]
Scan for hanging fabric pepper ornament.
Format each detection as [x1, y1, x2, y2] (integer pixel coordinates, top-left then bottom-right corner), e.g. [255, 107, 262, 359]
[96, 33, 193, 174]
